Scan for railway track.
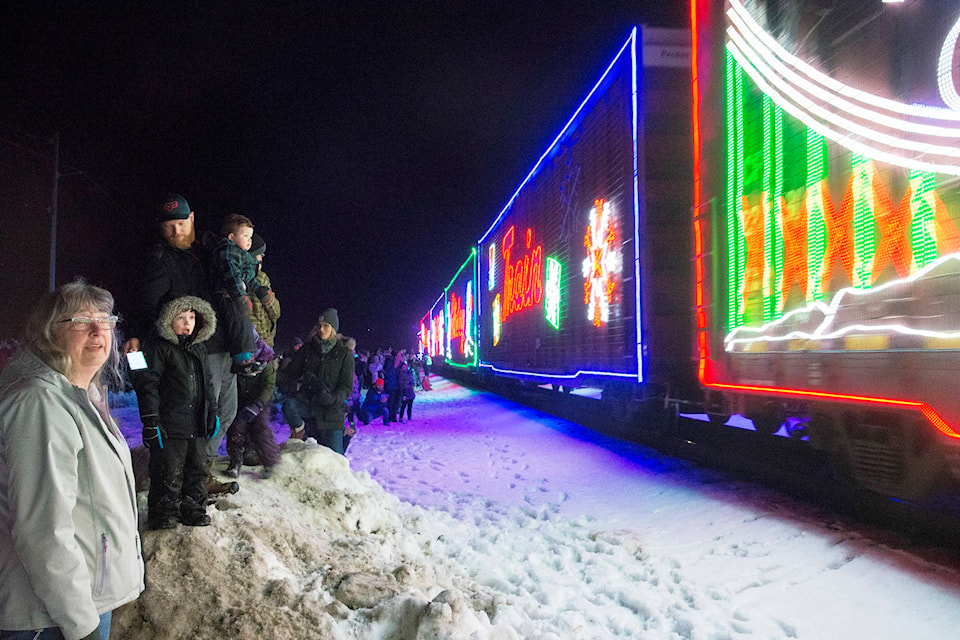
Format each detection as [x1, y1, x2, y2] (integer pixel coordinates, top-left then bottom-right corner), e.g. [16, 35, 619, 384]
[448, 371, 960, 553]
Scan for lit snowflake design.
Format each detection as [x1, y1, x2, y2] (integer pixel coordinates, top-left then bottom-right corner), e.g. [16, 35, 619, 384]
[582, 198, 621, 327]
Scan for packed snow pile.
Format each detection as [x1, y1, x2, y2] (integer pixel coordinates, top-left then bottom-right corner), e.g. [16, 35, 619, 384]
[112, 439, 789, 639]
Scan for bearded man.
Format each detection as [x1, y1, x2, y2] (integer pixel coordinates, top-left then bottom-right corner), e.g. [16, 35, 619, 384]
[125, 193, 240, 496]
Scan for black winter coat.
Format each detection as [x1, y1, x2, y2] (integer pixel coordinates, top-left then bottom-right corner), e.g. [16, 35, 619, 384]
[280, 336, 355, 429]
[133, 242, 211, 340]
[133, 296, 219, 439]
[398, 367, 416, 401]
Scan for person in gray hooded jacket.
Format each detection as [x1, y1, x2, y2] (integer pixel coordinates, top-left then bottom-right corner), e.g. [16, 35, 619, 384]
[0, 281, 144, 640]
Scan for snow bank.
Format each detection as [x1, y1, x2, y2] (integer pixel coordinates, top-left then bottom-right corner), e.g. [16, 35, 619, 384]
[112, 438, 789, 639]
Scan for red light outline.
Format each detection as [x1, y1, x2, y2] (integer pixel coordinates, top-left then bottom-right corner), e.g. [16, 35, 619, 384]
[688, 0, 960, 440]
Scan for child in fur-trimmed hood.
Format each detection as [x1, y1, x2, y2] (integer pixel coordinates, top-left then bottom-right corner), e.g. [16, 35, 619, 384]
[132, 295, 219, 530]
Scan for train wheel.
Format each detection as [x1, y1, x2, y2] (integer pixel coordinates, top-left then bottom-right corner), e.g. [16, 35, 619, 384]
[602, 383, 634, 425]
[706, 392, 730, 425]
[786, 417, 809, 439]
[750, 402, 784, 435]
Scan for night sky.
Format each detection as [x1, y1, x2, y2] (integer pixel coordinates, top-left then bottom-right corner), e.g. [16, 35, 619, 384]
[0, 1, 689, 351]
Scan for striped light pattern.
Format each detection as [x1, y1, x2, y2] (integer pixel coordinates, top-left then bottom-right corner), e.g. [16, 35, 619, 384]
[851, 155, 877, 290]
[725, 50, 746, 332]
[723, 1, 960, 331]
[805, 129, 827, 302]
[726, 0, 960, 177]
[909, 171, 938, 271]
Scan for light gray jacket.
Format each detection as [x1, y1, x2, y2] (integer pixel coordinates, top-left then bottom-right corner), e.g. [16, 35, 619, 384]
[0, 349, 144, 639]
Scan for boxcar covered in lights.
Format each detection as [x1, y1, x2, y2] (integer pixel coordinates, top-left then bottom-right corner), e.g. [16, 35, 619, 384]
[419, 251, 480, 370]
[692, 0, 960, 497]
[420, 291, 446, 365]
[444, 251, 480, 371]
[475, 26, 696, 401]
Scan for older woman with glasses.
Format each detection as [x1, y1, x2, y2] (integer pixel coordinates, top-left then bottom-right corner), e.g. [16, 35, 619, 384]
[0, 280, 143, 640]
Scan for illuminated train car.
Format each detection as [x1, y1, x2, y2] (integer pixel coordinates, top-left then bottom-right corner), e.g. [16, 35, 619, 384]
[418, 293, 446, 363]
[431, 293, 445, 362]
[444, 251, 479, 371]
[418, 310, 432, 358]
[418, 252, 479, 371]
[477, 26, 695, 401]
[691, 0, 960, 497]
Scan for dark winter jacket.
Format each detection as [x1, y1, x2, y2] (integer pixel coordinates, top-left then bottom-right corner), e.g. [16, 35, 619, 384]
[133, 296, 219, 440]
[133, 241, 212, 344]
[249, 268, 280, 348]
[382, 356, 399, 392]
[361, 386, 388, 411]
[279, 335, 355, 429]
[398, 366, 416, 401]
[238, 337, 277, 409]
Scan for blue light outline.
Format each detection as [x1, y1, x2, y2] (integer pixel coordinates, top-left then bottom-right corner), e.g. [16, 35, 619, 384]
[478, 29, 639, 245]
[476, 28, 642, 385]
[429, 290, 444, 316]
[478, 362, 637, 381]
[631, 28, 643, 384]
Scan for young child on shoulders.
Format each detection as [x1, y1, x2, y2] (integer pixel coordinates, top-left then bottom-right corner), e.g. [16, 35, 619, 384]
[209, 214, 272, 376]
[132, 295, 219, 530]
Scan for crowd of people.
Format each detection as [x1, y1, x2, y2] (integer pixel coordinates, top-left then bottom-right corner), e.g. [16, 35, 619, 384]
[0, 192, 431, 639]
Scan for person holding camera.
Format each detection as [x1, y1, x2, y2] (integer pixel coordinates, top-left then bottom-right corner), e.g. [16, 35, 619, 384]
[278, 309, 355, 454]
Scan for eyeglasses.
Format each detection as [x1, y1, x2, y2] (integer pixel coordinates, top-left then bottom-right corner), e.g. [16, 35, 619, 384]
[59, 315, 118, 331]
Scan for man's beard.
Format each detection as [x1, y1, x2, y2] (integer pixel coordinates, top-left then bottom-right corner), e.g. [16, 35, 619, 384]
[169, 227, 195, 250]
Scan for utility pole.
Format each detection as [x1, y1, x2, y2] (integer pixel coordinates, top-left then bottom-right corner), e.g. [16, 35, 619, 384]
[49, 132, 59, 292]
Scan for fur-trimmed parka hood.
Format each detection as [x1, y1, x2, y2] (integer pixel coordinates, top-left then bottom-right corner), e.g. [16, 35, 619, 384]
[155, 295, 217, 345]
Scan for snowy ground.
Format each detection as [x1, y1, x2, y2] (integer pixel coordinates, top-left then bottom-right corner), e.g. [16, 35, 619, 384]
[111, 377, 960, 639]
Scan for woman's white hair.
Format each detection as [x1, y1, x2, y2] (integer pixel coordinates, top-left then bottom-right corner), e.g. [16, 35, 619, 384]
[24, 278, 122, 391]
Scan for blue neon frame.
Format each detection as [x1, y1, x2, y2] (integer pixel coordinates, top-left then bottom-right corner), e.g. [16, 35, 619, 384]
[477, 28, 643, 385]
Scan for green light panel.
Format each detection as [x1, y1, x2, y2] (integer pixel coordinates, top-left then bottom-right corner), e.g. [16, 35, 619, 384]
[851, 154, 876, 289]
[806, 129, 827, 302]
[910, 170, 938, 271]
[721, 54, 957, 328]
[545, 256, 562, 330]
[761, 96, 784, 322]
[725, 50, 745, 331]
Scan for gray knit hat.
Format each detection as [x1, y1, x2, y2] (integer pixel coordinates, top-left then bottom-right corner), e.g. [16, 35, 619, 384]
[317, 308, 339, 332]
[249, 233, 266, 257]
